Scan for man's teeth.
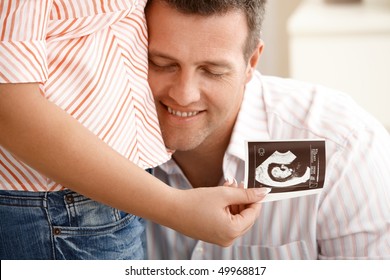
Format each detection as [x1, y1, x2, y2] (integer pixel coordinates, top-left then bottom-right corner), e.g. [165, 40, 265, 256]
[167, 107, 199, 117]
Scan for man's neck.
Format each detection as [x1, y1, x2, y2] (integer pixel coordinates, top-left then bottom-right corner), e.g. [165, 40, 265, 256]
[173, 135, 231, 188]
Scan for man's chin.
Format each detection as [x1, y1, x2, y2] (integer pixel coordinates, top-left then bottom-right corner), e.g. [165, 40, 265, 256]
[162, 130, 207, 152]
[164, 140, 202, 152]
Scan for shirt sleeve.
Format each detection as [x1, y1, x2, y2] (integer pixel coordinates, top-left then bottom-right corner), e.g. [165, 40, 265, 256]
[0, 0, 52, 83]
[317, 123, 390, 259]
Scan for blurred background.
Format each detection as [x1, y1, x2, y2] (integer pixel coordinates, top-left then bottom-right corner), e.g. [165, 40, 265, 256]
[258, 0, 390, 131]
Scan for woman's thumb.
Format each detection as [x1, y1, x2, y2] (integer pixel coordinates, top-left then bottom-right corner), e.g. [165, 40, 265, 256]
[229, 187, 271, 204]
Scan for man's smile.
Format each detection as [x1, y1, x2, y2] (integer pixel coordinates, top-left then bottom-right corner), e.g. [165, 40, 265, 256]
[167, 106, 200, 118]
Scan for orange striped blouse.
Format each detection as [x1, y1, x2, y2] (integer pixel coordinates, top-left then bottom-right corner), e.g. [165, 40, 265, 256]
[0, 0, 170, 191]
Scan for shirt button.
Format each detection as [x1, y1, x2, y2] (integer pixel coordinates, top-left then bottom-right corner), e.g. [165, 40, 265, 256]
[196, 247, 204, 253]
[53, 228, 61, 235]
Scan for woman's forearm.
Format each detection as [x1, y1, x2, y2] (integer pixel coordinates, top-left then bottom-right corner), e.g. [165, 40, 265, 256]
[0, 83, 177, 220]
[0, 83, 265, 246]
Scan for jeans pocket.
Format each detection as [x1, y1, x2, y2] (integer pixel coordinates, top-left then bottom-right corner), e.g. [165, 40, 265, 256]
[53, 214, 145, 259]
[49, 191, 140, 235]
[50, 192, 146, 259]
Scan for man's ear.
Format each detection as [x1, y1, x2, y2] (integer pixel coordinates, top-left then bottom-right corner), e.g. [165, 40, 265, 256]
[245, 40, 264, 83]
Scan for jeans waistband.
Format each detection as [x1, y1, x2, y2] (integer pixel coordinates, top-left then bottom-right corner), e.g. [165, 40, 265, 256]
[0, 189, 80, 208]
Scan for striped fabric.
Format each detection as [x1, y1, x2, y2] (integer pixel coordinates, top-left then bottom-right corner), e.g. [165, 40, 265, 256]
[147, 71, 390, 260]
[0, 0, 170, 191]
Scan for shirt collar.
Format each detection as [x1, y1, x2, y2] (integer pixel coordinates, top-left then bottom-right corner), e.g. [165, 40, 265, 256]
[225, 71, 271, 161]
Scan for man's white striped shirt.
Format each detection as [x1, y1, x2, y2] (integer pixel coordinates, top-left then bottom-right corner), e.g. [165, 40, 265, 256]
[147, 71, 390, 260]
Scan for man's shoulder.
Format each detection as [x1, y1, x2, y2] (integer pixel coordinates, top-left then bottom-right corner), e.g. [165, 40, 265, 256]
[257, 73, 384, 146]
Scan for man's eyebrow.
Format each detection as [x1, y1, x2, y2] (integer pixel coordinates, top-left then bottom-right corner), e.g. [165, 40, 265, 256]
[148, 51, 176, 61]
[202, 60, 233, 69]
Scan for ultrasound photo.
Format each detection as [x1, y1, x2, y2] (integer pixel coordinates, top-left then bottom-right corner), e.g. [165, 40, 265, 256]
[245, 140, 326, 202]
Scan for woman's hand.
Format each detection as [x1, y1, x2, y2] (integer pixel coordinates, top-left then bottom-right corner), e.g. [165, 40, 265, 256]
[168, 184, 270, 247]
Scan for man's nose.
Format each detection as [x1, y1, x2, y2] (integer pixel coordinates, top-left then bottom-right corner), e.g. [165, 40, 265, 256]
[169, 71, 200, 106]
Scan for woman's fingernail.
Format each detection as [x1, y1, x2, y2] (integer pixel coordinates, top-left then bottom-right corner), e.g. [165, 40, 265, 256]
[225, 176, 233, 184]
[254, 187, 271, 196]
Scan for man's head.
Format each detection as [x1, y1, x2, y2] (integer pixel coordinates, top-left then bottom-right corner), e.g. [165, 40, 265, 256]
[146, 0, 266, 61]
[146, 0, 265, 152]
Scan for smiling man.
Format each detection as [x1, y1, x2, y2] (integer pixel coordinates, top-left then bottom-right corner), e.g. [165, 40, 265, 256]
[145, 0, 390, 260]
[147, 0, 261, 188]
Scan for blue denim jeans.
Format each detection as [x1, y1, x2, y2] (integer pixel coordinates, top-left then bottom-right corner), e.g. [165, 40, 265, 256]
[0, 189, 145, 260]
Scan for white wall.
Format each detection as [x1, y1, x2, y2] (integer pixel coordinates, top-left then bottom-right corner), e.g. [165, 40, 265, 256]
[288, 0, 390, 130]
[257, 0, 302, 77]
[259, 0, 390, 76]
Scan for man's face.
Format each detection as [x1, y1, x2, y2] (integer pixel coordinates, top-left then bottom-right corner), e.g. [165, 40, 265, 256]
[146, 1, 258, 152]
